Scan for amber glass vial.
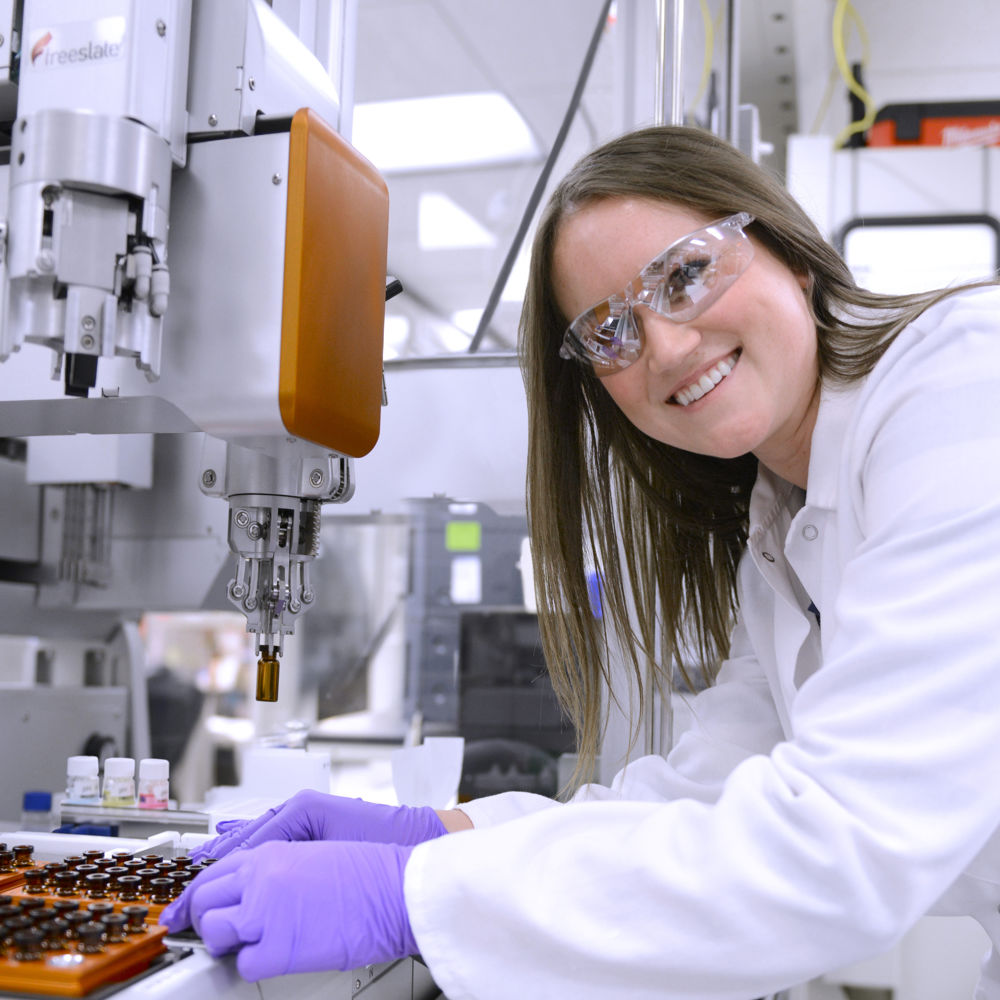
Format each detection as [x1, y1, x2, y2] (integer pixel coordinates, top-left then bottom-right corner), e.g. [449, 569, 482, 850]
[38, 919, 66, 950]
[116, 876, 142, 901]
[76, 921, 105, 954]
[148, 878, 173, 905]
[13, 928, 43, 961]
[85, 874, 111, 899]
[256, 651, 280, 701]
[53, 871, 78, 896]
[121, 905, 148, 934]
[22, 869, 46, 894]
[11, 845, 33, 868]
[103, 912, 128, 943]
[62, 911, 91, 939]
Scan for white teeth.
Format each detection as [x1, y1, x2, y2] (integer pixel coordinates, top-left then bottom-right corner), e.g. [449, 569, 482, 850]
[672, 351, 739, 407]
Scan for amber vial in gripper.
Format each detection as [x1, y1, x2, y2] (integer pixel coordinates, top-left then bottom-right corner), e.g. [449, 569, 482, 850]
[256, 649, 280, 701]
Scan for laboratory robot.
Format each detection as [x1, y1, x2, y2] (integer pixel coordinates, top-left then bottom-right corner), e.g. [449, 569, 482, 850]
[0, 0, 388, 737]
[0, 3, 442, 996]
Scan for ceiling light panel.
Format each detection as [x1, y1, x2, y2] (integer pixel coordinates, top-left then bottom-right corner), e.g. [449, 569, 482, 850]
[352, 92, 540, 173]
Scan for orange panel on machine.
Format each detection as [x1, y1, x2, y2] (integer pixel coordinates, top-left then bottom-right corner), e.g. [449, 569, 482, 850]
[280, 108, 389, 457]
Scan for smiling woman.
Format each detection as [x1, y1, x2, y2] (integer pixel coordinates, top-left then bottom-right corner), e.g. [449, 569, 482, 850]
[518, 125, 996, 769]
[164, 123, 1000, 1000]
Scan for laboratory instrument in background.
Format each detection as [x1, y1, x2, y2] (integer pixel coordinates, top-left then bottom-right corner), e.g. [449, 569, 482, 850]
[0, 0, 391, 718]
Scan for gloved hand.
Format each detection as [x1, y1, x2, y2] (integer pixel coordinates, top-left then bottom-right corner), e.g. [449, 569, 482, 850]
[160, 840, 418, 981]
[191, 789, 447, 862]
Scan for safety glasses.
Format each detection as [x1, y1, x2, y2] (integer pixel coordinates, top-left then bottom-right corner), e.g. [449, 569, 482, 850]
[558, 212, 755, 375]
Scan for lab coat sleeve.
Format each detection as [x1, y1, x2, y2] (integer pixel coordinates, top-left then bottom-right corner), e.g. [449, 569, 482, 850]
[457, 612, 785, 829]
[601, 611, 787, 804]
[404, 290, 1000, 1000]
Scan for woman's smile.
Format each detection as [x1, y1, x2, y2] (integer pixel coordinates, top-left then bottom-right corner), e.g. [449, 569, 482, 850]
[669, 349, 741, 406]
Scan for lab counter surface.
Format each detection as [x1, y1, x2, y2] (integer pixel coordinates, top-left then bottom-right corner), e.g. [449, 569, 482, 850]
[0, 936, 443, 998]
[102, 949, 444, 999]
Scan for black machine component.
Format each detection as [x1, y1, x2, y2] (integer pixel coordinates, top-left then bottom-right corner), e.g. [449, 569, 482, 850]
[457, 610, 574, 800]
[404, 499, 531, 726]
[404, 499, 575, 801]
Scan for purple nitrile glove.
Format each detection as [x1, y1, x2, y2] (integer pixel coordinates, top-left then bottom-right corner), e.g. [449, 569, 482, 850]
[189, 819, 250, 864]
[190, 790, 447, 864]
[160, 840, 418, 981]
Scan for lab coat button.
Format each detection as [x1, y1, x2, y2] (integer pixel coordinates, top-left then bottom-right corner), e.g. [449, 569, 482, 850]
[762, 551, 775, 562]
[802, 524, 819, 541]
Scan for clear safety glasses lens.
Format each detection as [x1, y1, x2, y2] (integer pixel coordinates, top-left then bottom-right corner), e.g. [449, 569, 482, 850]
[559, 212, 755, 374]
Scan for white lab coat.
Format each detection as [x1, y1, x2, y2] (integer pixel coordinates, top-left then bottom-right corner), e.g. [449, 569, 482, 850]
[404, 286, 1000, 999]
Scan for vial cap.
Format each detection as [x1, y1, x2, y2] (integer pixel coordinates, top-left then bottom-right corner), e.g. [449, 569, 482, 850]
[67, 755, 99, 776]
[103, 757, 135, 778]
[138, 758, 170, 780]
[22, 791, 52, 812]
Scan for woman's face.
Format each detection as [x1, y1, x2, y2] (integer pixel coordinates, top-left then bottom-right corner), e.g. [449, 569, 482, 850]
[552, 197, 821, 487]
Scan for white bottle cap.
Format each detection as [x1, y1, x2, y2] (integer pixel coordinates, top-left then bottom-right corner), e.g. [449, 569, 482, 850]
[104, 757, 135, 778]
[67, 756, 99, 777]
[139, 758, 169, 780]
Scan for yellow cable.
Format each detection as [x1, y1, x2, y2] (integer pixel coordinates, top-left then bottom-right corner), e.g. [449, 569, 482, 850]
[810, 3, 871, 135]
[810, 67, 839, 134]
[689, 0, 715, 117]
[832, 0, 877, 147]
[847, 1, 870, 65]
[812, 3, 867, 134]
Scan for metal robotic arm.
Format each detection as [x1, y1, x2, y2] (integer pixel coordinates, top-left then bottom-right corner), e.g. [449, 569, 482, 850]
[0, 0, 389, 703]
[199, 437, 355, 699]
[0, 1, 186, 391]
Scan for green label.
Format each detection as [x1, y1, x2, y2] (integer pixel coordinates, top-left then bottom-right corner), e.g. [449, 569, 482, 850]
[445, 521, 482, 552]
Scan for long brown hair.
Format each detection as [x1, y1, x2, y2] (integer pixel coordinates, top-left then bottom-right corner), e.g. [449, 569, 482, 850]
[519, 125, 994, 782]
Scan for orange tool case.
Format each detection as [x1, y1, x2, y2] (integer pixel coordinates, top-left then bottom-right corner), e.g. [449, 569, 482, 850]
[868, 100, 1000, 147]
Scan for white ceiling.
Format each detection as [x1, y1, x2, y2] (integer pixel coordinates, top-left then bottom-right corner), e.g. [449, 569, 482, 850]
[348, 0, 997, 358]
[353, 0, 618, 354]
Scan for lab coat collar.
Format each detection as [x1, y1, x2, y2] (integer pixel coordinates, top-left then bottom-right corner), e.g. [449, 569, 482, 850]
[802, 381, 862, 510]
[748, 380, 861, 529]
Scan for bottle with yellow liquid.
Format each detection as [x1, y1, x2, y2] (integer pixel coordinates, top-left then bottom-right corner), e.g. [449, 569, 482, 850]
[102, 758, 136, 808]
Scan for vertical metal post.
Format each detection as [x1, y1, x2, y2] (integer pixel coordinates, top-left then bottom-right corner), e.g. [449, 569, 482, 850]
[724, 0, 741, 144]
[111, 620, 152, 763]
[333, 0, 358, 140]
[654, 0, 685, 126]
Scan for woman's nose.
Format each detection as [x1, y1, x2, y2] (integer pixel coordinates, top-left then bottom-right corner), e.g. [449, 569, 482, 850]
[635, 306, 701, 370]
